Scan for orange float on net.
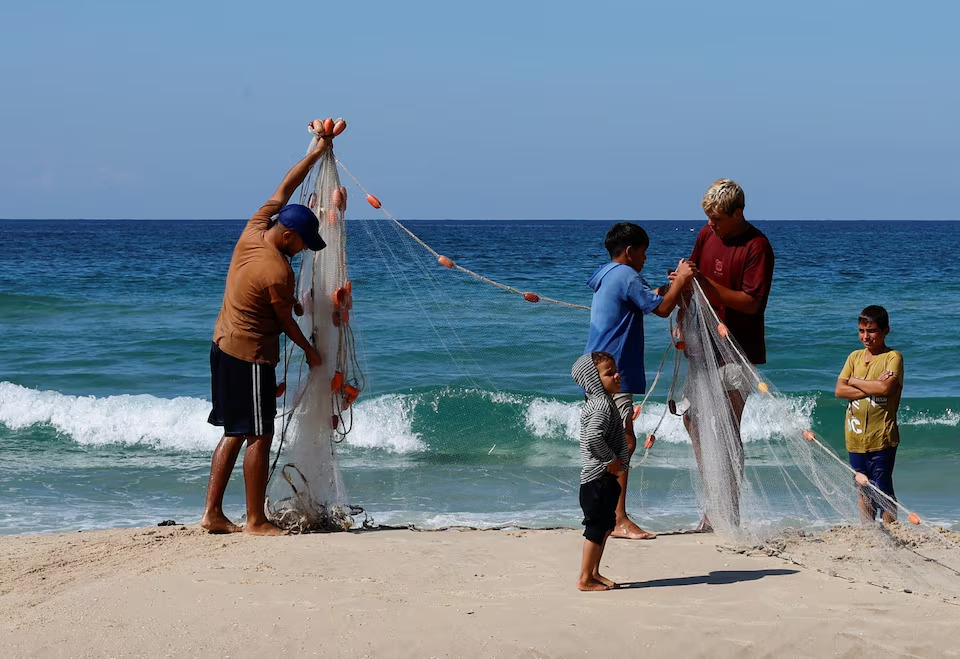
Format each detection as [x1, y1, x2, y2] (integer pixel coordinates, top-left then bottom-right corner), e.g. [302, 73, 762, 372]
[311, 119, 324, 134]
[717, 323, 729, 338]
[330, 188, 342, 208]
[276, 382, 286, 398]
[802, 429, 816, 442]
[332, 118, 347, 136]
[523, 292, 540, 303]
[366, 194, 382, 209]
[632, 405, 642, 420]
[331, 371, 344, 392]
[644, 434, 656, 450]
[908, 512, 921, 525]
[757, 382, 770, 394]
[333, 286, 348, 307]
[325, 208, 339, 225]
[343, 385, 360, 408]
[675, 341, 686, 351]
[322, 117, 334, 135]
[345, 280, 352, 294]
[437, 255, 454, 268]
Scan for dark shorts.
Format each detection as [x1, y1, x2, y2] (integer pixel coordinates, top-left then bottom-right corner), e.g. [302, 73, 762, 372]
[579, 473, 621, 544]
[849, 446, 897, 502]
[207, 342, 277, 437]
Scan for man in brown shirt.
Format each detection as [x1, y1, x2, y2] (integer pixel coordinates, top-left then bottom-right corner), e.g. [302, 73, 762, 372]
[201, 137, 329, 536]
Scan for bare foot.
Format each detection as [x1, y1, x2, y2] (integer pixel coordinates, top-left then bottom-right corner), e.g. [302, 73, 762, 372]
[593, 573, 619, 589]
[695, 516, 714, 533]
[243, 521, 289, 536]
[576, 578, 611, 592]
[611, 519, 657, 540]
[201, 514, 243, 534]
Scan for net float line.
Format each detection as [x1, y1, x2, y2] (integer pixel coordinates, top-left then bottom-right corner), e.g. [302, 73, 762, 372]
[327, 161, 939, 536]
[333, 155, 679, 465]
[697, 281, 929, 527]
[693, 278, 935, 532]
[788, 427, 924, 528]
[334, 157, 590, 311]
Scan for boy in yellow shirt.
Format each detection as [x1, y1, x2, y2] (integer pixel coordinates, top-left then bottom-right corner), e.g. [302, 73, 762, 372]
[835, 305, 904, 523]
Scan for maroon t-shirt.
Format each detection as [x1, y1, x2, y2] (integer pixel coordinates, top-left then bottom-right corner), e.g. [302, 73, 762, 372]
[689, 223, 775, 364]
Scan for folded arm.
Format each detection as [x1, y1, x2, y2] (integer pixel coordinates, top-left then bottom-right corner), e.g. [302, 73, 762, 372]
[836, 371, 900, 399]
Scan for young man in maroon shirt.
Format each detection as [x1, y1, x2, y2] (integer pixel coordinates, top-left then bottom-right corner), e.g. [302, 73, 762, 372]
[686, 179, 775, 531]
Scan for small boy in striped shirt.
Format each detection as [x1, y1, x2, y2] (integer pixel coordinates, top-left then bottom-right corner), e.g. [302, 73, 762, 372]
[571, 352, 630, 591]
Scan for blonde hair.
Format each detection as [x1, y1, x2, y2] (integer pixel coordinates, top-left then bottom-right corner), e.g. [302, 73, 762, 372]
[701, 179, 745, 216]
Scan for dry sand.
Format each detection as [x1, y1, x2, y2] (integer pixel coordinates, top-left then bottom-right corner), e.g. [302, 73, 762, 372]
[1, 525, 958, 658]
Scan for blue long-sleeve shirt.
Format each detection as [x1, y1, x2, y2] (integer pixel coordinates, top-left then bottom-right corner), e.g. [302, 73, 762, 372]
[585, 263, 662, 395]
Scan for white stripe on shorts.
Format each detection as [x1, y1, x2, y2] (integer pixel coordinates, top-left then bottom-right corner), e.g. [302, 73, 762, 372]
[252, 363, 262, 435]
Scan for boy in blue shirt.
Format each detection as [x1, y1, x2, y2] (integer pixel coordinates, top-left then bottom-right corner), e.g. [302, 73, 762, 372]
[586, 222, 696, 539]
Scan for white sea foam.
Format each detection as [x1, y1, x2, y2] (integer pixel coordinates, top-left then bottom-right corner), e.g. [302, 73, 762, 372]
[0, 382, 221, 450]
[900, 406, 958, 426]
[523, 393, 819, 445]
[524, 398, 580, 442]
[0, 381, 820, 453]
[340, 394, 426, 453]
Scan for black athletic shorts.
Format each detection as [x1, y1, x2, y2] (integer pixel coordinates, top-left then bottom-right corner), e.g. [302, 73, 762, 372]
[579, 472, 621, 544]
[207, 342, 277, 437]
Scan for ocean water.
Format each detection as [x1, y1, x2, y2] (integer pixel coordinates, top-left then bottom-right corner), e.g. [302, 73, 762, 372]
[1, 218, 958, 535]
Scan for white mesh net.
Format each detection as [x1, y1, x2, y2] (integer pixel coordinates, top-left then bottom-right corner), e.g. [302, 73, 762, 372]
[266, 129, 364, 533]
[658, 280, 960, 600]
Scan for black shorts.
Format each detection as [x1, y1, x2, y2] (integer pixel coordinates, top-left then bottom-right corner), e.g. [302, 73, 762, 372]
[579, 473, 621, 544]
[207, 342, 277, 437]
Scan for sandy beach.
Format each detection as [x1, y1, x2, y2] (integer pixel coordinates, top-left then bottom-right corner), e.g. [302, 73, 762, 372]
[1, 525, 957, 658]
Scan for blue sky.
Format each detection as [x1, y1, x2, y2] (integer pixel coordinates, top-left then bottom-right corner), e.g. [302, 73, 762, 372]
[1, 1, 956, 220]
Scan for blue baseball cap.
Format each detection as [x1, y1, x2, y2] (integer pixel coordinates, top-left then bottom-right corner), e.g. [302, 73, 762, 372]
[277, 204, 326, 251]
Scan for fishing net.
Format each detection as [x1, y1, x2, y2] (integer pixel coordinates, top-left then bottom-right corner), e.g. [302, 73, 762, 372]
[265, 121, 365, 533]
[637, 280, 960, 600]
[259, 121, 960, 601]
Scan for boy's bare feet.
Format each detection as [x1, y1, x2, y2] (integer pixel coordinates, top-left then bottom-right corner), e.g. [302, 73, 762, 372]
[611, 519, 657, 540]
[200, 514, 243, 534]
[576, 577, 612, 592]
[243, 521, 289, 536]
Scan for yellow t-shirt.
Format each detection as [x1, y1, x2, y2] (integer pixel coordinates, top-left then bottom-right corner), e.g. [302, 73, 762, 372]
[838, 348, 904, 453]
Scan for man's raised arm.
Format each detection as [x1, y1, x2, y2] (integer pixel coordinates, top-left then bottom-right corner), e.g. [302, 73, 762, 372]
[270, 136, 332, 206]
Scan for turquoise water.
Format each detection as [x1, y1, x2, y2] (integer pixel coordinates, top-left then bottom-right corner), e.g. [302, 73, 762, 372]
[1, 219, 957, 534]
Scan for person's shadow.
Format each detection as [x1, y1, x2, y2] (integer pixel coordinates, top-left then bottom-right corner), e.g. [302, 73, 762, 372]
[617, 568, 797, 589]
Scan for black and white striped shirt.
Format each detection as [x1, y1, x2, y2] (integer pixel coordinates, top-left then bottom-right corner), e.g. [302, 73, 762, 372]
[571, 354, 629, 484]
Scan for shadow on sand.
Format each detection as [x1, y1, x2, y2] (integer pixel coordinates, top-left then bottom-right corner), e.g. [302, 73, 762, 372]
[617, 568, 797, 590]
